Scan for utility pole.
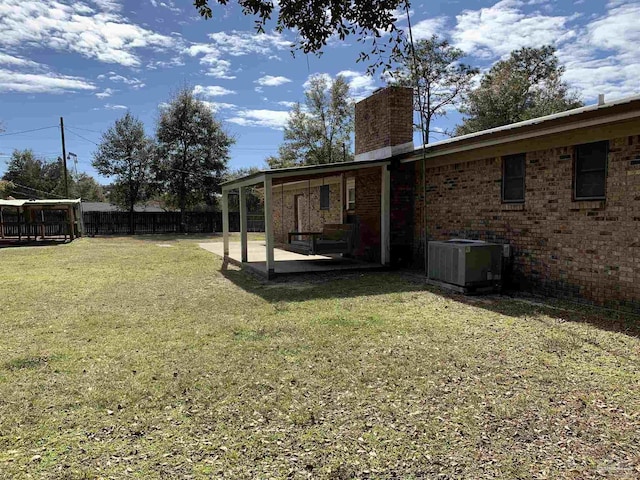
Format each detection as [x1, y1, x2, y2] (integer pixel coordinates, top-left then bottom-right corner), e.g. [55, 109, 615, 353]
[60, 117, 69, 198]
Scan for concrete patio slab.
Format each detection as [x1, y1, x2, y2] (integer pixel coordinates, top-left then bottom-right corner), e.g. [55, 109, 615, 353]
[199, 240, 383, 277]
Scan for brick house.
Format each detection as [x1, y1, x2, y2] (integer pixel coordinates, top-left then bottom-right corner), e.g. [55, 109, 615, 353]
[221, 86, 640, 311]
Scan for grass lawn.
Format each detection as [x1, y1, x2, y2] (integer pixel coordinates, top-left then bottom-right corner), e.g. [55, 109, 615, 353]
[1, 236, 639, 479]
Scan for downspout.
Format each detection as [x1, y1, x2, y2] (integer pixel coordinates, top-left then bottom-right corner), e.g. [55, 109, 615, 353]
[405, 0, 429, 276]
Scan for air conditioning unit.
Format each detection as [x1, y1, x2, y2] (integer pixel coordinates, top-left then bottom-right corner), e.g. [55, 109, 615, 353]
[428, 239, 504, 292]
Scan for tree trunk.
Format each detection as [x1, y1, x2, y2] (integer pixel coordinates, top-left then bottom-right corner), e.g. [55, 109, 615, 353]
[129, 203, 135, 235]
[179, 171, 186, 233]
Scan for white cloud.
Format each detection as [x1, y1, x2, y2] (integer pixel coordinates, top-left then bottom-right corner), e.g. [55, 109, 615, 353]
[193, 85, 236, 97]
[186, 31, 289, 80]
[185, 44, 236, 79]
[409, 16, 448, 41]
[277, 101, 297, 108]
[95, 87, 115, 98]
[0, 69, 96, 94]
[147, 57, 185, 69]
[558, 2, 640, 100]
[255, 75, 292, 87]
[452, 0, 573, 58]
[107, 74, 145, 89]
[587, 2, 639, 55]
[301, 71, 376, 101]
[201, 101, 237, 113]
[207, 31, 291, 56]
[302, 73, 332, 90]
[0, 0, 179, 67]
[449, 0, 640, 102]
[0, 53, 44, 70]
[226, 109, 290, 129]
[104, 103, 127, 110]
[150, 0, 181, 13]
[91, 0, 121, 12]
[338, 70, 377, 100]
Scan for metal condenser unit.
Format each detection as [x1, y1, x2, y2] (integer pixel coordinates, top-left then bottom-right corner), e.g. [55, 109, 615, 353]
[427, 239, 504, 292]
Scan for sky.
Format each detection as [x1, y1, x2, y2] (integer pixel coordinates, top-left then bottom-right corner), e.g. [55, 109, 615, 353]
[0, 0, 638, 185]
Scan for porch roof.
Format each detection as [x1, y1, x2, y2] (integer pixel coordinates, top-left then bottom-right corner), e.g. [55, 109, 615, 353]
[220, 157, 390, 191]
[0, 199, 81, 208]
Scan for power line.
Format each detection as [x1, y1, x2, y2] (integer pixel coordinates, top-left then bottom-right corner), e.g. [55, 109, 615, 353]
[0, 125, 59, 137]
[66, 126, 103, 134]
[8, 181, 66, 199]
[65, 128, 100, 147]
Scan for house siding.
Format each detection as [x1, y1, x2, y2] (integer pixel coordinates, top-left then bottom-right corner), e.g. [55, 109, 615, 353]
[410, 134, 640, 311]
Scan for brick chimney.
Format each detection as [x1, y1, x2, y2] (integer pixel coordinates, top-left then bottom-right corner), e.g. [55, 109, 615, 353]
[355, 86, 414, 161]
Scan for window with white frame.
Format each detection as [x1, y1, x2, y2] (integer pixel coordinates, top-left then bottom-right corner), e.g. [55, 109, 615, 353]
[346, 178, 355, 210]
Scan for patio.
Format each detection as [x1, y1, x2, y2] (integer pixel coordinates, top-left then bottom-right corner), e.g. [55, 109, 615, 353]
[220, 158, 392, 279]
[200, 240, 383, 276]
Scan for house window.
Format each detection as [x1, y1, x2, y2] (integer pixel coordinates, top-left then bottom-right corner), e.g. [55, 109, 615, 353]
[574, 141, 608, 200]
[346, 178, 355, 210]
[502, 153, 526, 203]
[320, 184, 330, 210]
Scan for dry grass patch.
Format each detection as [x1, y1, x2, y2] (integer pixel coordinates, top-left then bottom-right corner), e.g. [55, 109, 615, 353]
[1, 236, 639, 479]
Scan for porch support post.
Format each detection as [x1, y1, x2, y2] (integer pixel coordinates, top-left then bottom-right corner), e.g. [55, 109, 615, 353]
[381, 165, 391, 266]
[222, 187, 230, 258]
[264, 176, 275, 278]
[339, 173, 344, 224]
[239, 186, 248, 262]
[68, 205, 75, 241]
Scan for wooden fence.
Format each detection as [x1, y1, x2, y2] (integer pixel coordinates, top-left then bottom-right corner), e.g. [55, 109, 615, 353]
[1, 210, 73, 238]
[82, 211, 264, 235]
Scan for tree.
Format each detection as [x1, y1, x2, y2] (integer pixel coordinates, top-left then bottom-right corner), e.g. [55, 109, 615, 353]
[155, 87, 235, 230]
[193, 0, 406, 71]
[92, 113, 154, 234]
[267, 74, 353, 168]
[456, 46, 582, 136]
[0, 180, 13, 199]
[2, 150, 66, 198]
[2, 149, 105, 201]
[73, 173, 106, 202]
[225, 167, 263, 213]
[389, 35, 478, 144]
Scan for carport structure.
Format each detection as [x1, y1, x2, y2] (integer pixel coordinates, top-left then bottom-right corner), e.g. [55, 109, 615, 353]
[220, 159, 392, 279]
[0, 198, 82, 243]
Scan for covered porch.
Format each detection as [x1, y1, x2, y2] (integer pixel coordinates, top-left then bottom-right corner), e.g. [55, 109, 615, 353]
[220, 159, 392, 279]
[0, 199, 83, 245]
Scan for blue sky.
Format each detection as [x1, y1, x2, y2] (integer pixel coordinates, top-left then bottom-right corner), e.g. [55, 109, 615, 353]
[0, 0, 638, 185]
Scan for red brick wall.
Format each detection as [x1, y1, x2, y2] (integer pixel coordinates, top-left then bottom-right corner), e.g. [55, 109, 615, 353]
[412, 134, 640, 311]
[355, 87, 413, 155]
[272, 183, 341, 244]
[390, 162, 415, 266]
[353, 168, 382, 262]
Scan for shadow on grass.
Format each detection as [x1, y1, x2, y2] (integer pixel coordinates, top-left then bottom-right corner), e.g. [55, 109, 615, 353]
[90, 232, 265, 243]
[220, 262, 640, 346]
[0, 239, 71, 249]
[89, 233, 223, 241]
